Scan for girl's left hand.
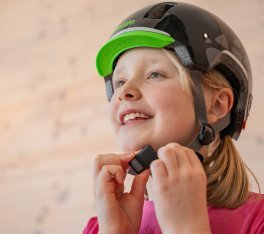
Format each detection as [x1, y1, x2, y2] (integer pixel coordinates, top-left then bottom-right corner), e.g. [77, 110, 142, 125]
[150, 143, 211, 234]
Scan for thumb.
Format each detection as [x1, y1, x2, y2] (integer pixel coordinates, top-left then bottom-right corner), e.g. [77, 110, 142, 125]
[120, 152, 136, 170]
[130, 169, 150, 200]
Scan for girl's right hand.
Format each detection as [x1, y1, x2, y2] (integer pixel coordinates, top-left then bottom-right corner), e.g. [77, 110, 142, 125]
[93, 153, 150, 234]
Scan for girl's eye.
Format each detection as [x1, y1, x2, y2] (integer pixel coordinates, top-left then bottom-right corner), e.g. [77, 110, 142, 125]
[113, 79, 126, 89]
[147, 71, 164, 79]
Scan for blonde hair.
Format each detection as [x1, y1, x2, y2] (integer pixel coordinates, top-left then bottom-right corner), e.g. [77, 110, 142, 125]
[162, 49, 259, 208]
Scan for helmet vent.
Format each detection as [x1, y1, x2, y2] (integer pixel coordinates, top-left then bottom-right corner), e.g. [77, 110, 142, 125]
[144, 3, 176, 19]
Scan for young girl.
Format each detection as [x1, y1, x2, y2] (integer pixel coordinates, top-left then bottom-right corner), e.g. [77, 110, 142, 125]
[84, 2, 264, 233]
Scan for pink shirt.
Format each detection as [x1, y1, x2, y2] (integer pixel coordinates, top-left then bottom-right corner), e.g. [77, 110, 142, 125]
[83, 193, 264, 234]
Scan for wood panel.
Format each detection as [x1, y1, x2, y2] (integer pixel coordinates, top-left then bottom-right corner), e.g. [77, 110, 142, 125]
[0, 0, 263, 233]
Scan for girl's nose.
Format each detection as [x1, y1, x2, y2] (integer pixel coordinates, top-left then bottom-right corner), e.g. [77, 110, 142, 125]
[117, 82, 142, 101]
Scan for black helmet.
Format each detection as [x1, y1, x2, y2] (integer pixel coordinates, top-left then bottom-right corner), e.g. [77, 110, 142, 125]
[96, 2, 253, 149]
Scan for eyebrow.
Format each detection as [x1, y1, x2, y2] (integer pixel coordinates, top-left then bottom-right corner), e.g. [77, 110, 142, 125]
[114, 58, 163, 75]
[148, 58, 162, 64]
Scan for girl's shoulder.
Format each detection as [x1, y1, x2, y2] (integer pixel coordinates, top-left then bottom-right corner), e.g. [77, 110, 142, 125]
[208, 192, 264, 234]
[247, 192, 264, 203]
[240, 192, 264, 211]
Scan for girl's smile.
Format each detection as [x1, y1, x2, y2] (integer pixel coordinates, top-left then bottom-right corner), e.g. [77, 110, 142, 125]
[119, 109, 153, 125]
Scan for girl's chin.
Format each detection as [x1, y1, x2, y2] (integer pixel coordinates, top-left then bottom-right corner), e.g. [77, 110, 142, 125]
[119, 141, 151, 153]
[118, 140, 162, 153]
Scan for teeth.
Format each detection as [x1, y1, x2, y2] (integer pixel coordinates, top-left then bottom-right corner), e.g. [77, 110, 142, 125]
[123, 112, 149, 124]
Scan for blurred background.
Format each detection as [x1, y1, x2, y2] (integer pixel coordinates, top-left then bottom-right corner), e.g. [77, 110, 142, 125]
[0, 0, 263, 233]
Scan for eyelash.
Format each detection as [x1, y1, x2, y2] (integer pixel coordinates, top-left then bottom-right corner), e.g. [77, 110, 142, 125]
[113, 79, 126, 89]
[112, 70, 165, 89]
[147, 70, 165, 79]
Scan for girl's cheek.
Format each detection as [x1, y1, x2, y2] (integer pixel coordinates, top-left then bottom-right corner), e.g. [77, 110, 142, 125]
[108, 98, 118, 125]
[107, 101, 114, 121]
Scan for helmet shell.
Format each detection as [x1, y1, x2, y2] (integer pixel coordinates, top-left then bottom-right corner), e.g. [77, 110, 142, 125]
[96, 2, 253, 140]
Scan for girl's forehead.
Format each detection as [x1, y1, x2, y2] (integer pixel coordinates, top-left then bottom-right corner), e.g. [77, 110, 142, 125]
[114, 48, 177, 73]
[120, 47, 167, 61]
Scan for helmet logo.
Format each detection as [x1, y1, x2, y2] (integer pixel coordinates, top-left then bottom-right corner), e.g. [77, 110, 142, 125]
[115, 20, 135, 33]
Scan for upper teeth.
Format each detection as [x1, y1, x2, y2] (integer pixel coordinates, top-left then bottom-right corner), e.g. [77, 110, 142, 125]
[123, 112, 149, 124]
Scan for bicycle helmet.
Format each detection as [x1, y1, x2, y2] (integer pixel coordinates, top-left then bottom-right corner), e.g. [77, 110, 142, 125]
[96, 2, 253, 150]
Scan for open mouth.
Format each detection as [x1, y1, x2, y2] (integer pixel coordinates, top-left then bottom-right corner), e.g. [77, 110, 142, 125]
[120, 111, 152, 125]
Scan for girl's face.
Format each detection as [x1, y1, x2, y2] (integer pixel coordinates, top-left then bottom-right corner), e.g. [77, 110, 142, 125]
[108, 48, 198, 152]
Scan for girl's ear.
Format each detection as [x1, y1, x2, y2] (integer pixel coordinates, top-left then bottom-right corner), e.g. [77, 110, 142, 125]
[206, 87, 234, 124]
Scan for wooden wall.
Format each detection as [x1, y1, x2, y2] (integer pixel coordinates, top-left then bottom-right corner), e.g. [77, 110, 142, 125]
[0, 0, 263, 233]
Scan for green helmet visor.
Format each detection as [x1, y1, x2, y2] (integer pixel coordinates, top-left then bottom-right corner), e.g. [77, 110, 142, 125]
[96, 30, 175, 77]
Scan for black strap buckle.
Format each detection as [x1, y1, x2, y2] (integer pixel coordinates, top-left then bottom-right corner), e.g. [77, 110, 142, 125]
[199, 123, 215, 145]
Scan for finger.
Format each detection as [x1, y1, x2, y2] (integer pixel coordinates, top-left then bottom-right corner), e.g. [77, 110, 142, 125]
[184, 148, 203, 168]
[96, 165, 125, 189]
[95, 165, 126, 196]
[104, 165, 126, 184]
[183, 149, 207, 184]
[157, 145, 179, 174]
[93, 154, 120, 178]
[130, 169, 150, 200]
[150, 159, 168, 183]
[166, 143, 193, 169]
[120, 152, 136, 170]
[93, 153, 132, 177]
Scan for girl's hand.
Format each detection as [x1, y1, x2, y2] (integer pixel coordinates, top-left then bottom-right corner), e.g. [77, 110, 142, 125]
[93, 153, 150, 234]
[150, 143, 211, 234]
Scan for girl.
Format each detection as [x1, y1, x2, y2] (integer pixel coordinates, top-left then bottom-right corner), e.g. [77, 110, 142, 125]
[84, 2, 264, 233]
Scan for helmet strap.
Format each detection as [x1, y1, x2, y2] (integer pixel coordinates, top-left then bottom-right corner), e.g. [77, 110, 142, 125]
[188, 71, 231, 152]
[105, 75, 114, 101]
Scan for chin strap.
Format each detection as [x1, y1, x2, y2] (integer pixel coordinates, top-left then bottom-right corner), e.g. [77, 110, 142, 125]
[188, 71, 231, 152]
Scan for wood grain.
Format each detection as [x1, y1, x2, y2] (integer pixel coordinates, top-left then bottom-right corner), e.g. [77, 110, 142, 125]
[0, 0, 263, 233]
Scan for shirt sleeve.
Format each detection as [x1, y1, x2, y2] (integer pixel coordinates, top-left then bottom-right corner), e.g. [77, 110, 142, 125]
[250, 201, 264, 234]
[83, 217, 99, 234]
[242, 196, 264, 234]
